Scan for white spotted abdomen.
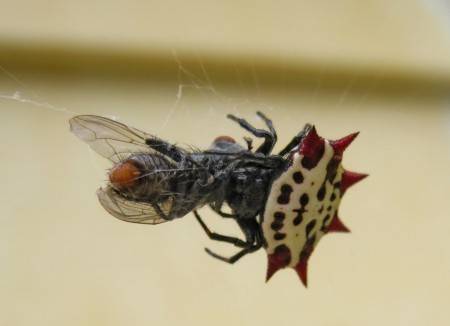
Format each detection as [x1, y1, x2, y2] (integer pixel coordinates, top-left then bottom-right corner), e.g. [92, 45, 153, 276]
[263, 140, 343, 267]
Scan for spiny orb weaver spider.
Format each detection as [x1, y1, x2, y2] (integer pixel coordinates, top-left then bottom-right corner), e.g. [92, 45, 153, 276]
[70, 112, 367, 286]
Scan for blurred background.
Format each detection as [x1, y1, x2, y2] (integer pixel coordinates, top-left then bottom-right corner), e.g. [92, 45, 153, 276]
[0, 1, 449, 325]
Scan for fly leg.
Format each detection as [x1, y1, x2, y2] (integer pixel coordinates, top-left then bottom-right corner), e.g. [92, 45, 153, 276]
[145, 137, 184, 162]
[227, 112, 277, 155]
[152, 202, 172, 220]
[278, 123, 313, 156]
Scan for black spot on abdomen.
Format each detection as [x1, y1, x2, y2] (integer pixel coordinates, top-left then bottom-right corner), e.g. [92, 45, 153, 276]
[274, 244, 291, 265]
[271, 221, 283, 231]
[300, 193, 309, 207]
[301, 141, 325, 170]
[326, 157, 341, 183]
[317, 184, 326, 201]
[292, 208, 304, 226]
[321, 214, 331, 231]
[273, 212, 285, 221]
[292, 171, 304, 184]
[274, 233, 286, 241]
[277, 184, 293, 205]
[305, 219, 316, 238]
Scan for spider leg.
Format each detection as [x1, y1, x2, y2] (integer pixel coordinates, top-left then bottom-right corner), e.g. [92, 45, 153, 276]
[278, 123, 313, 156]
[145, 137, 184, 162]
[243, 136, 253, 151]
[256, 111, 277, 141]
[202, 217, 264, 264]
[227, 113, 277, 155]
[209, 204, 237, 218]
[194, 211, 247, 248]
[204, 246, 258, 264]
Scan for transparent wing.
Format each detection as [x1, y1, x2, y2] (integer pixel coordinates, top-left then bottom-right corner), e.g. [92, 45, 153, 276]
[96, 186, 173, 225]
[70, 115, 166, 163]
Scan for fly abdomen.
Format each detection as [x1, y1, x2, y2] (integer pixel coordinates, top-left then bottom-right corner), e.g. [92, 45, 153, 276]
[109, 154, 175, 202]
[109, 160, 141, 190]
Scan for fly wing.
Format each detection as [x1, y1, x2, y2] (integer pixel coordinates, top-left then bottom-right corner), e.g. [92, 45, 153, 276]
[69, 115, 175, 163]
[96, 185, 172, 225]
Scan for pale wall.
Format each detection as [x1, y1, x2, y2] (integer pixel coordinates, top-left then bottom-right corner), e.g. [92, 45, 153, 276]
[0, 1, 449, 325]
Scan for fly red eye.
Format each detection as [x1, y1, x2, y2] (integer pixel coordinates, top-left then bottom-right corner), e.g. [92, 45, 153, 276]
[109, 160, 141, 190]
[213, 135, 236, 144]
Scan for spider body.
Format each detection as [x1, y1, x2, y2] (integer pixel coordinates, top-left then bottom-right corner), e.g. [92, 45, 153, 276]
[70, 112, 366, 285]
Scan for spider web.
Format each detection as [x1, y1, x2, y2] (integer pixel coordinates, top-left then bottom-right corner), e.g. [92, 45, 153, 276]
[0, 48, 446, 257]
[1, 48, 450, 322]
[0, 50, 438, 206]
[158, 50, 281, 141]
[0, 49, 433, 137]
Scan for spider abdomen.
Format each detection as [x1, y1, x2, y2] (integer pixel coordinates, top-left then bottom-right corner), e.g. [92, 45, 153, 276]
[262, 127, 367, 285]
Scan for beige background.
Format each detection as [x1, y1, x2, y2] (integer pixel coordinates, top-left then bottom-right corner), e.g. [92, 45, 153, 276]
[1, 1, 449, 325]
